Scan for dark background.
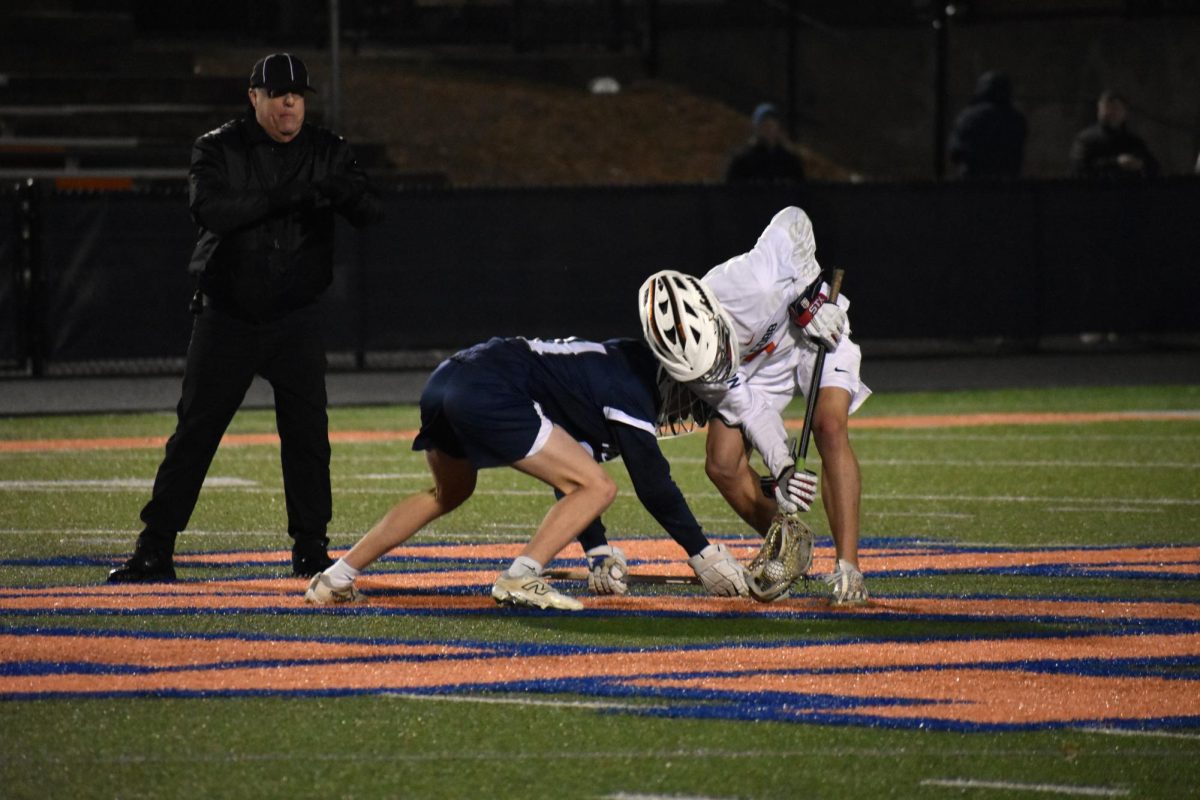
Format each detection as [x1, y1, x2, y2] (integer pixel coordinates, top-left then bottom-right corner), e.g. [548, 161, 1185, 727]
[3, 1, 1199, 378]
[4, 178, 1198, 375]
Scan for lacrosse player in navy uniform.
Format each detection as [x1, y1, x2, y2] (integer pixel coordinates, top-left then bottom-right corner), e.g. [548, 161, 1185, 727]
[304, 336, 750, 610]
[640, 207, 871, 605]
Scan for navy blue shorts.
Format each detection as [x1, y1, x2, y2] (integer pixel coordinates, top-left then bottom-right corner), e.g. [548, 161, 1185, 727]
[412, 356, 552, 469]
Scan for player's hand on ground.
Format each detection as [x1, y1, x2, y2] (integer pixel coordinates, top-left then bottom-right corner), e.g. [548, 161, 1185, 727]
[586, 545, 628, 595]
[688, 543, 749, 597]
[773, 465, 818, 514]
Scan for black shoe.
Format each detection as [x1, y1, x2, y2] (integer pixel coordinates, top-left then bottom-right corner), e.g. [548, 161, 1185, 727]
[108, 547, 176, 583]
[292, 540, 334, 577]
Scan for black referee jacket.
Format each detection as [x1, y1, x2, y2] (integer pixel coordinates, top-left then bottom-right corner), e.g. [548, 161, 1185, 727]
[187, 112, 381, 322]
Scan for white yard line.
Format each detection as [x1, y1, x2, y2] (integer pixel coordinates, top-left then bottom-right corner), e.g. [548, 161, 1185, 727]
[920, 778, 1128, 797]
[867, 511, 974, 519]
[854, 433, 1200, 442]
[355, 473, 433, 480]
[864, 493, 1200, 506]
[1075, 727, 1200, 741]
[384, 692, 665, 713]
[1046, 507, 1163, 514]
[860, 458, 1198, 469]
[4, 482, 1193, 506]
[0, 477, 256, 490]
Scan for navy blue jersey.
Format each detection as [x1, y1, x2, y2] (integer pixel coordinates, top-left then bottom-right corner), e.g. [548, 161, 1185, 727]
[414, 336, 707, 556]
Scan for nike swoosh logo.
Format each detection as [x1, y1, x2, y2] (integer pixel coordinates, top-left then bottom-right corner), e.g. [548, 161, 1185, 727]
[833, 367, 849, 373]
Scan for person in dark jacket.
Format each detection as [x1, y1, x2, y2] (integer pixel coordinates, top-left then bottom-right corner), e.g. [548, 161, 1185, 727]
[947, 71, 1027, 179]
[1070, 90, 1159, 179]
[108, 53, 382, 583]
[725, 103, 807, 184]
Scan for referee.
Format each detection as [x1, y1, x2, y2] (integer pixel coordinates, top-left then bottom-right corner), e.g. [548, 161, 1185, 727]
[109, 53, 382, 583]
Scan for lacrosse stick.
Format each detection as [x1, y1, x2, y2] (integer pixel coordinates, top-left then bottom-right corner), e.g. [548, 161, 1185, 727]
[543, 568, 700, 586]
[747, 269, 844, 603]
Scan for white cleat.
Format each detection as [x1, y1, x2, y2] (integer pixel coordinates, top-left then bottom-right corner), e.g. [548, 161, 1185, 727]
[304, 572, 363, 605]
[491, 574, 583, 611]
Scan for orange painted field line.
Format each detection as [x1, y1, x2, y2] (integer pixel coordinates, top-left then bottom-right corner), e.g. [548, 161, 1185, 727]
[4, 630, 1199, 727]
[4, 575, 1199, 622]
[0, 430, 417, 454]
[2, 410, 1197, 453]
[163, 541, 1200, 568]
[642, 664, 1200, 725]
[841, 409, 1200, 430]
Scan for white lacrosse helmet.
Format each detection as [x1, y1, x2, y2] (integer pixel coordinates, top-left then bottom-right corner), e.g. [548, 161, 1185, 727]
[638, 269, 739, 383]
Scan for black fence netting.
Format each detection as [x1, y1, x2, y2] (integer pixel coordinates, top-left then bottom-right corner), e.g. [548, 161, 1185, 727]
[40, 191, 196, 364]
[4, 178, 1199, 377]
[0, 192, 17, 368]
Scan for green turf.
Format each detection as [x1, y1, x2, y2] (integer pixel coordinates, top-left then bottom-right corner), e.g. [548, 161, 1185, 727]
[2, 384, 1199, 799]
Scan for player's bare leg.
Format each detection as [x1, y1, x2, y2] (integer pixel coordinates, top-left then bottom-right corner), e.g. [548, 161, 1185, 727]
[340, 449, 477, 571]
[705, 417, 776, 535]
[306, 450, 476, 604]
[811, 387, 861, 567]
[511, 425, 618, 565]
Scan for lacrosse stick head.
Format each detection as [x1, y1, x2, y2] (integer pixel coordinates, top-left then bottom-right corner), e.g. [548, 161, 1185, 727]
[654, 369, 715, 438]
[748, 512, 815, 603]
[638, 270, 739, 384]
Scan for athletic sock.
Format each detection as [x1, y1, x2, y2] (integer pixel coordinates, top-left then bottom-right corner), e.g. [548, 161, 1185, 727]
[505, 556, 543, 578]
[324, 558, 360, 589]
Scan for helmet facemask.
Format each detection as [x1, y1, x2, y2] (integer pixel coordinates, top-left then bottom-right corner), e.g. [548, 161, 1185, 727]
[696, 311, 736, 384]
[654, 369, 715, 437]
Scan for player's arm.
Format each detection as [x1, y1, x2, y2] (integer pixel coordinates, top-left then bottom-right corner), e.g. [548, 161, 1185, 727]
[188, 134, 314, 234]
[614, 424, 748, 597]
[611, 424, 707, 557]
[696, 380, 815, 514]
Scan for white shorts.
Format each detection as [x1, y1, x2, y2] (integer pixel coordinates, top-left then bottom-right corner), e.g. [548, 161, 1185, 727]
[751, 335, 871, 417]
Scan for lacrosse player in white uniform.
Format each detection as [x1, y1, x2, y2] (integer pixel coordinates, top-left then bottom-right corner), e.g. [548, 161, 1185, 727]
[639, 206, 871, 604]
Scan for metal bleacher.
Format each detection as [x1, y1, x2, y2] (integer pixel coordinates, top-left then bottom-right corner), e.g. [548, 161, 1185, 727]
[0, 1, 393, 189]
[0, 2, 239, 187]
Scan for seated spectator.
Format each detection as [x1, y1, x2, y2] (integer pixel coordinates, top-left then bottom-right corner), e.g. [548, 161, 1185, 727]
[1070, 90, 1159, 178]
[947, 71, 1027, 179]
[725, 103, 806, 184]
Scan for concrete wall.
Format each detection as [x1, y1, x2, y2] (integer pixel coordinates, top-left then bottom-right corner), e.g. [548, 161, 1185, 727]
[656, 15, 1200, 180]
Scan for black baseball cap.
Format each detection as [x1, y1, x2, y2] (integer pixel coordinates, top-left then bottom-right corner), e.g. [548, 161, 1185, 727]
[249, 53, 315, 95]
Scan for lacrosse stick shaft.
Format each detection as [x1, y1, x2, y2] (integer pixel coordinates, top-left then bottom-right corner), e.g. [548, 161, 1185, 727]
[797, 269, 844, 462]
[543, 568, 700, 586]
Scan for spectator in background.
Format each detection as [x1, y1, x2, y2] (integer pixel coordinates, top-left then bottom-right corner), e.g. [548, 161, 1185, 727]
[1070, 90, 1159, 178]
[725, 103, 807, 184]
[107, 53, 382, 584]
[947, 71, 1027, 179]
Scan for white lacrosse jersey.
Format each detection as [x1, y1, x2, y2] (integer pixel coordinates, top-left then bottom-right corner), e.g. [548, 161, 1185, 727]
[690, 206, 861, 477]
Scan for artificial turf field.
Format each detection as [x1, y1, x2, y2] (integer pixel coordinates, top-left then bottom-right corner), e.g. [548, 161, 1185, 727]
[1, 383, 1198, 799]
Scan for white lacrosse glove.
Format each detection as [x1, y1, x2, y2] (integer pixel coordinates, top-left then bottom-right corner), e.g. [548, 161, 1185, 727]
[687, 543, 749, 597]
[585, 545, 628, 595]
[770, 465, 818, 514]
[804, 302, 846, 350]
[824, 558, 869, 606]
[789, 287, 847, 351]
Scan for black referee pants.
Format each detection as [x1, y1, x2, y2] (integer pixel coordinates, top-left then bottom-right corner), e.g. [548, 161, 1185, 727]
[139, 302, 331, 548]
